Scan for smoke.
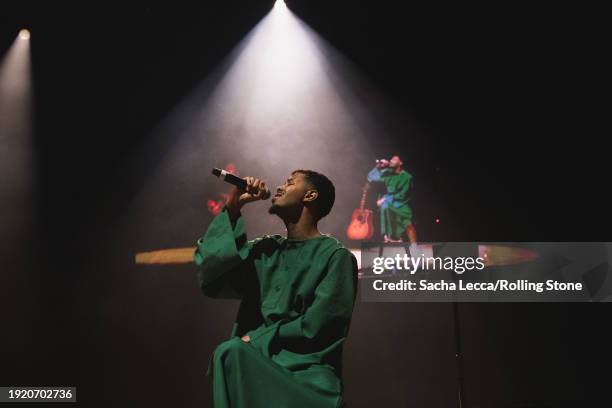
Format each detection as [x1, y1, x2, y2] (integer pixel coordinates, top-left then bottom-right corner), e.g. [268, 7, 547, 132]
[120, 4, 427, 249]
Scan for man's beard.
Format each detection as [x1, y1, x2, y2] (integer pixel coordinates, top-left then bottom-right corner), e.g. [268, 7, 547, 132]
[268, 203, 279, 214]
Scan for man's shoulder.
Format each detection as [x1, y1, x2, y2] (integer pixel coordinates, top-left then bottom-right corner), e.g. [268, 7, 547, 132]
[317, 238, 358, 277]
[248, 234, 284, 247]
[317, 235, 356, 260]
[320, 234, 345, 249]
[250, 234, 352, 257]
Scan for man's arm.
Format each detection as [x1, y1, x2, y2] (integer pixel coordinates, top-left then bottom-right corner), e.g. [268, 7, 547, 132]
[367, 167, 383, 182]
[194, 177, 268, 299]
[193, 208, 254, 299]
[368, 165, 394, 183]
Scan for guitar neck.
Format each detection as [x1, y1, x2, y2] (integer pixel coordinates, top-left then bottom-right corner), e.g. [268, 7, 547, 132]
[359, 183, 369, 210]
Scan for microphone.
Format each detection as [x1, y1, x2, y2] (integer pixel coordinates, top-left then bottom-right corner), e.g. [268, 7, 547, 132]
[211, 168, 271, 200]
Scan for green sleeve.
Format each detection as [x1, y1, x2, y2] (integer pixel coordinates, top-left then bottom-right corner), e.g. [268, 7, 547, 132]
[193, 208, 255, 299]
[367, 167, 394, 183]
[367, 167, 382, 182]
[276, 248, 358, 352]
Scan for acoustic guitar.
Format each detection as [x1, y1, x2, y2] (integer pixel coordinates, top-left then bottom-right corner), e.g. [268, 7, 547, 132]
[346, 182, 374, 240]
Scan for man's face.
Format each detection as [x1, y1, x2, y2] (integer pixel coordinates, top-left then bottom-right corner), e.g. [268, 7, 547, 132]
[269, 172, 311, 215]
[390, 155, 402, 168]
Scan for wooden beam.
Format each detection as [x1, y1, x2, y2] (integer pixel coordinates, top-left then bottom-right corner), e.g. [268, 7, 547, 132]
[135, 247, 196, 264]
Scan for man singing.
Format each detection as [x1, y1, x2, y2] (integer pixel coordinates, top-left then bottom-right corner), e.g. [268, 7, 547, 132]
[194, 170, 358, 408]
[367, 155, 417, 244]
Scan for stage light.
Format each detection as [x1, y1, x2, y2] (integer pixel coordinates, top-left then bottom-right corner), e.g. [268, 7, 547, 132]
[127, 0, 400, 246]
[435, 218, 440, 224]
[1, 25, 33, 270]
[19, 29, 30, 40]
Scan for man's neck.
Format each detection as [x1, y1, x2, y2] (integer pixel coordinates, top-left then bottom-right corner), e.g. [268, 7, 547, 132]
[284, 214, 321, 241]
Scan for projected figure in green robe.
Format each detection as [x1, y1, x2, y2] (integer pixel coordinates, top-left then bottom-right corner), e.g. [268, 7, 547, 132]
[367, 155, 417, 244]
[194, 170, 358, 408]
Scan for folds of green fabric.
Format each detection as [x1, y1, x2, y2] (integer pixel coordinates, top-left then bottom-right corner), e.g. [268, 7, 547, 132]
[194, 209, 358, 408]
[367, 167, 414, 240]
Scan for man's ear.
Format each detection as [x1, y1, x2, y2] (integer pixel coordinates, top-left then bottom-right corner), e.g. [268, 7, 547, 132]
[303, 190, 318, 203]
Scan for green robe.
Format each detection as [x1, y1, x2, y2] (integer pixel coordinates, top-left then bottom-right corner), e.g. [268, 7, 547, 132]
[194, 209, 358, 408]
[367, 167, 413, 240]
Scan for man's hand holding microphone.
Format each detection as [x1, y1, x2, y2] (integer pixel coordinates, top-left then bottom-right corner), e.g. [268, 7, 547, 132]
[375, 159, 390, 168]
[226, 177, 269, 219]
[210, 168, 270, 222]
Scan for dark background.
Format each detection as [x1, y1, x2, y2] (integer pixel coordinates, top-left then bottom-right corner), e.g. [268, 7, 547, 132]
[1, 1, 609, 407]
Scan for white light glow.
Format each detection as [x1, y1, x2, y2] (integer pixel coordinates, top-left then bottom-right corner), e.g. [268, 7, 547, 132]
[0, 31, 33, 244]
[19, 29, 30, 40]
[127, 0, 409, 241]
[274, 0, 287, 10]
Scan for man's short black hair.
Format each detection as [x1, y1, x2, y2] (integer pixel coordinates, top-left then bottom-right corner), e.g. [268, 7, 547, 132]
[292, 169, 335, 220]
